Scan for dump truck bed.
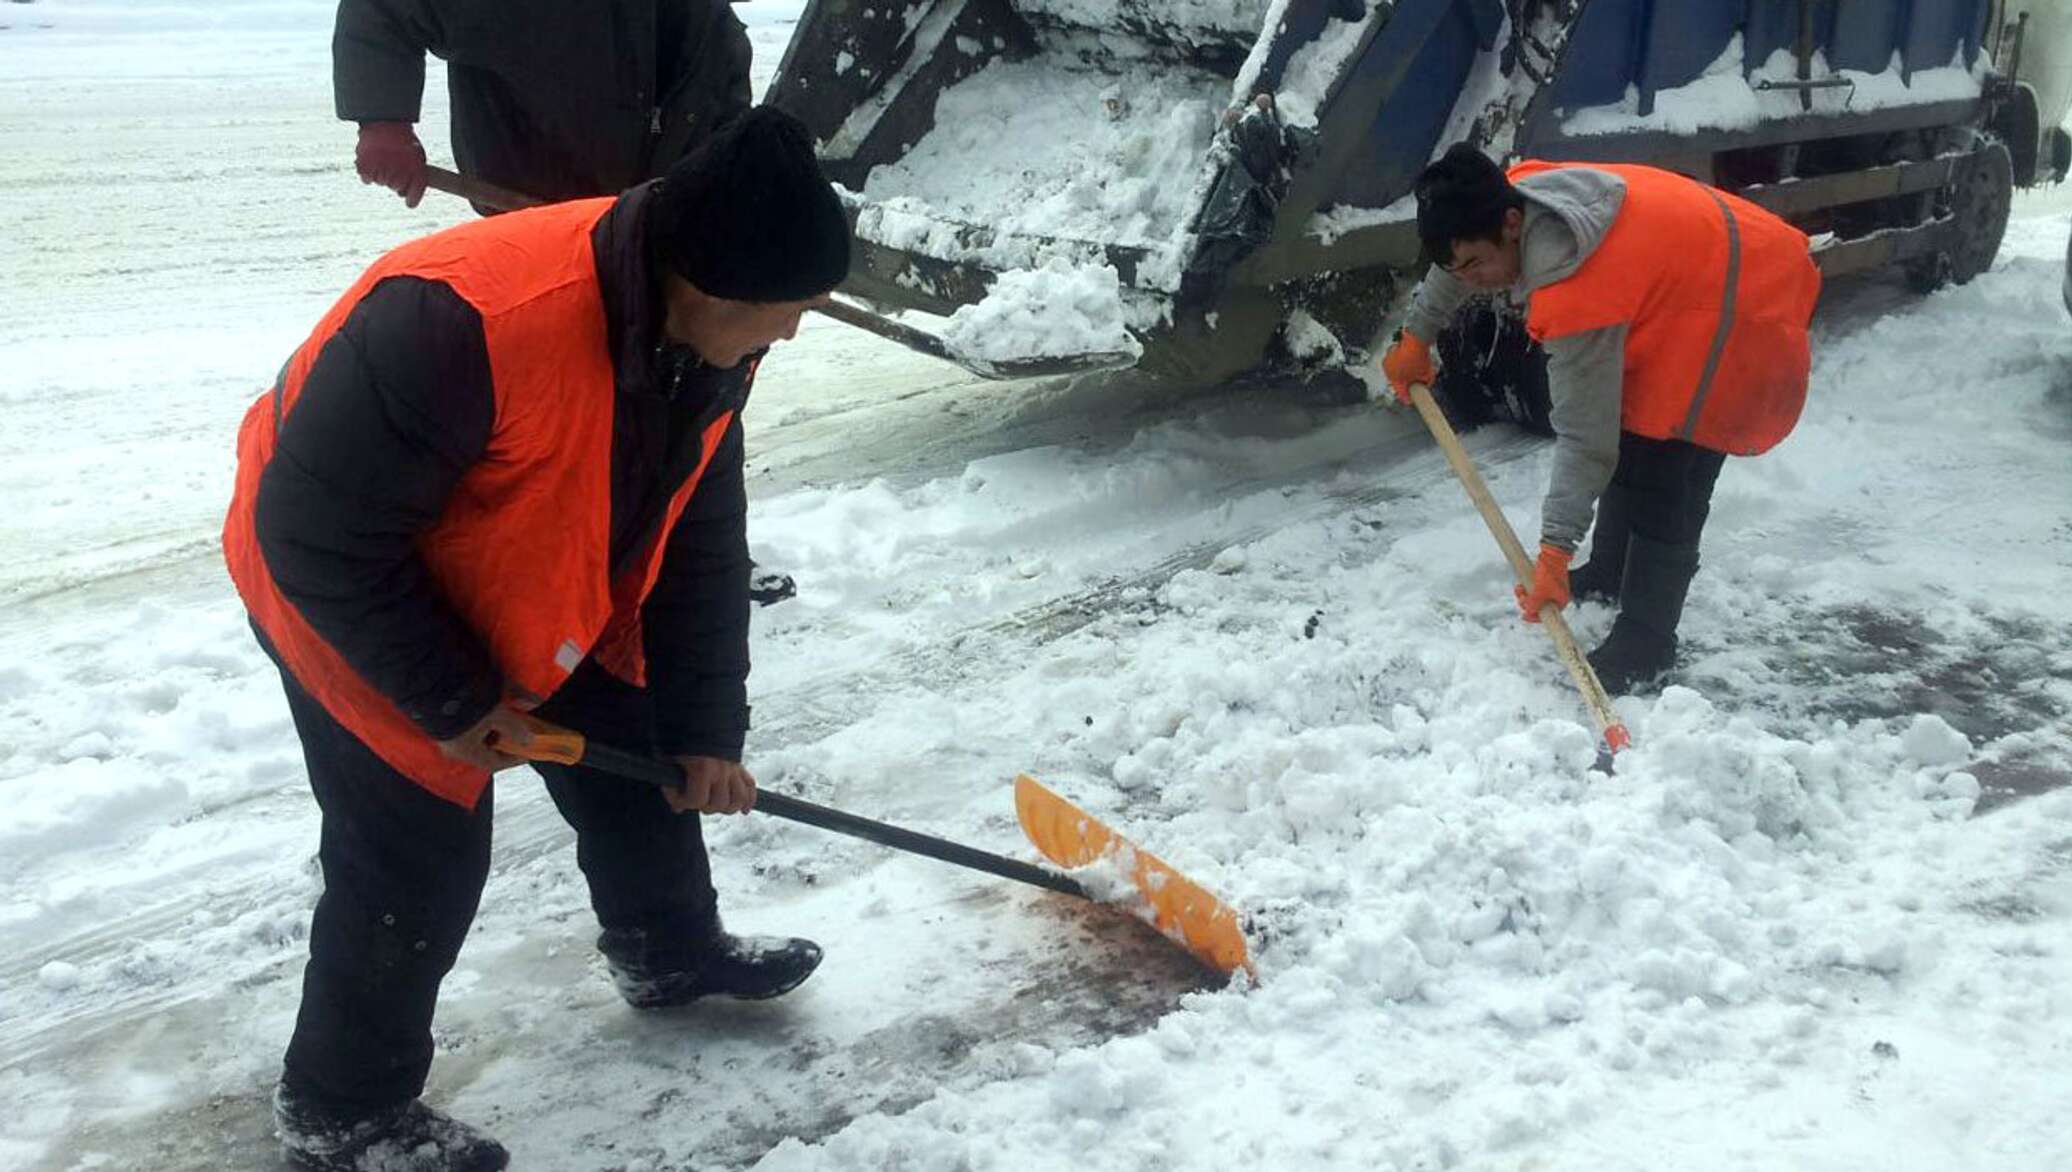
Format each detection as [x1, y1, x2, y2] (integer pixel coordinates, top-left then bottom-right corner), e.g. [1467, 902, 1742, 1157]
[772, 0, 2023, 384]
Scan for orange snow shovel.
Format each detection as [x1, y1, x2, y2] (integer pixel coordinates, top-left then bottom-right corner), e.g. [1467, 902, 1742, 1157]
[500, 718, 1252, 977]
[1014, 775, 1252, 978]
[1404, 382, 1633, 765]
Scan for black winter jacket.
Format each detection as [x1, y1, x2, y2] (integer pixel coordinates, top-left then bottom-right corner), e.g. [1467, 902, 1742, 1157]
[334, 0, 753, 203]
[253, 184, 755, 760]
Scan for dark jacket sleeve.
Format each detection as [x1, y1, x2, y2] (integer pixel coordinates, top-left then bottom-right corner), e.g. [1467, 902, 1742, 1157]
[643, 417, 752, 761]
[254, 276, 502, 740]
[334, 0, 435, 123]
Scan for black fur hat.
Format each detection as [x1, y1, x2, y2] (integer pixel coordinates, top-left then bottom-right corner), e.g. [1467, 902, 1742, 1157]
[1415, 143, 1521, 267]
[650, 106, 851, 302]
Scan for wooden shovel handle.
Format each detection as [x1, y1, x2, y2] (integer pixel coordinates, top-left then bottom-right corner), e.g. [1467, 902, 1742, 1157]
[1405, 383, 1631, 754]
[424, 165, 539, 213]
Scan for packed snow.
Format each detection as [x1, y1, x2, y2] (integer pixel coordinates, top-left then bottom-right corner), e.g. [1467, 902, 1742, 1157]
[857, 57, 1226, 266]
[1270, 5, 1373, 129]
[1308, 193, 1418, 245]
[1563, 35, 1987, 139]
[940, 259, 1143, 363]
[4, 3, 2072, 1172]
[1016, 0, 1270, 42]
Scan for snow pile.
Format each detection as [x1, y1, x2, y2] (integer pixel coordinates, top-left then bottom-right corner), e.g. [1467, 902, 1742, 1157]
[740, 209, 2072, 1170]
[858, 57, 1225, 276]
[940, 259, 1143, 363]
[1271, 6, 1373, 128]
[1016, 0, 1270, 41]
[754, 674, 2069, 1169]
[1563, 36, 1986, 138]
[1843, 49, 1989, 110]
[1308, 193, 1417, 244]
[1278, 306, 1344, 364]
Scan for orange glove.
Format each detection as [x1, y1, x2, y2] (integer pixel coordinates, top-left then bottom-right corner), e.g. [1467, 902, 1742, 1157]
[1514, 544, 1573, 624]
[1380, 331, 1434, 405]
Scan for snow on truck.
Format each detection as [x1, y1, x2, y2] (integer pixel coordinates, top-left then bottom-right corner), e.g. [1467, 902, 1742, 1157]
[766, 0, 2067, 386]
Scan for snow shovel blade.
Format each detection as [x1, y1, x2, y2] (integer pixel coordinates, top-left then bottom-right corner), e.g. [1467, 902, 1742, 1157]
[1014, 775, 1252, 978]
[814, 298, 1135, 381]
[965, 350, 1141, 380]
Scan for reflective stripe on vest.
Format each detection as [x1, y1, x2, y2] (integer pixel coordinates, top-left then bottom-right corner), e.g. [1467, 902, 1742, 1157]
[1513, 161, 1818, 457]
[1681, 189, 1743, 442]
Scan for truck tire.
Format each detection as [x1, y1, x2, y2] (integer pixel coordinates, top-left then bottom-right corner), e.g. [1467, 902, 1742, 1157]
[1906, 140, 2014, 292]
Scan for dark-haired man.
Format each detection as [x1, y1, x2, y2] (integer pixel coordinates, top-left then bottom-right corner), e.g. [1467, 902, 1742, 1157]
[224, 107, 849, 1171]
[1381, 144, 1820, 691]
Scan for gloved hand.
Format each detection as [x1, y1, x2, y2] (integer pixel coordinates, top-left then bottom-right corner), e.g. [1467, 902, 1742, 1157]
[1514, 543, 1573, 624]
[1380, 330, 1435, 406]
[668, 756, 758, 815]
[355, 121, 429, 207]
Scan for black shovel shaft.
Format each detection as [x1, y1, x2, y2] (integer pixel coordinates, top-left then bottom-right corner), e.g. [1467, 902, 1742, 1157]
[575, 740, 1090, 900]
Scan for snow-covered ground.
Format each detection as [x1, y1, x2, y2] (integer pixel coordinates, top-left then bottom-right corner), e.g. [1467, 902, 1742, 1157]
[4, 3, 2072, 1170]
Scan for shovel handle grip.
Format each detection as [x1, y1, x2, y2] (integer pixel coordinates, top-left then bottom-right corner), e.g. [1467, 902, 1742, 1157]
[501, 715, 584, 765]
[497, 718, 1092, 899]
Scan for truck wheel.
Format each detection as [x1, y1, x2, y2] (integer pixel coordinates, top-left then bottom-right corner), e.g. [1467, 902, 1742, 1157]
[1907, 140, 2014, 292]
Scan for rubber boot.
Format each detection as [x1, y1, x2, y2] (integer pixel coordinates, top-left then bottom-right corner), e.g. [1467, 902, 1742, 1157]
[275, 1084, 507, 1172]
[599, 920, 823, 1009]
[1587, 534, 1699, 694]
[1568, 481, 1633, 605]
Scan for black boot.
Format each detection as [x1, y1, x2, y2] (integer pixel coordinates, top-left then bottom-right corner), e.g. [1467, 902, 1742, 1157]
[1569, 482, 1633, 605]
[274, 1084, 507, 1172]
[598, 921, 823, 1009]
[1587, 535, 1699, 694]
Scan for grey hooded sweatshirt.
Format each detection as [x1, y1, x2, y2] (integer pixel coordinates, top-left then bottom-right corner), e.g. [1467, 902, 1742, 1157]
[1403, 166, 1630, 552]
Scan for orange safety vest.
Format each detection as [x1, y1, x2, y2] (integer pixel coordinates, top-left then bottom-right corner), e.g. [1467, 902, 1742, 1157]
[222, 198, 739, 809]
[1511, 161, 1821, 456]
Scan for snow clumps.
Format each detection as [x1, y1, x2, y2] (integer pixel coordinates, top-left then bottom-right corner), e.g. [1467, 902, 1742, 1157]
[941, 259, 1143, 364]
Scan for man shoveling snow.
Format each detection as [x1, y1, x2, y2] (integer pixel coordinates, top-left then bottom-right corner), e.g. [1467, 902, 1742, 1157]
[221, 107, 848, 1171]
[1383, 144, 1822, 693]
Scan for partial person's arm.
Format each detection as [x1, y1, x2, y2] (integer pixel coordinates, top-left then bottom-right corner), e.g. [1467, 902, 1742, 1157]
[1538, 324, 1628, 551]
[334, 0, 434, 203]
[334, 0, 433, 123]
[1401, 263, 1477, 344]
[1382, 264, 1478, 401]
[643, 418, 753, 763]
[254, 276, 503, 740]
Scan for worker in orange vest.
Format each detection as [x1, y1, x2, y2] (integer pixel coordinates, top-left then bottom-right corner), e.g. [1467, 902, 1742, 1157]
[1382, 144, 1820, 692]
[223, 107, 847, 1171]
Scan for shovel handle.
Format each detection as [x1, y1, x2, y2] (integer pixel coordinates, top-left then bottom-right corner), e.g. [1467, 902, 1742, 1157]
[424, 165, 538, 213]
[1405, 383, 1632, 755]
[503, 718, 1092, 899]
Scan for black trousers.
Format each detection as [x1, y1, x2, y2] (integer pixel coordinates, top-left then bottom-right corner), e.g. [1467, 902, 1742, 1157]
[274, 658, 717, 1111]
[1610, 431, 1727, 547]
